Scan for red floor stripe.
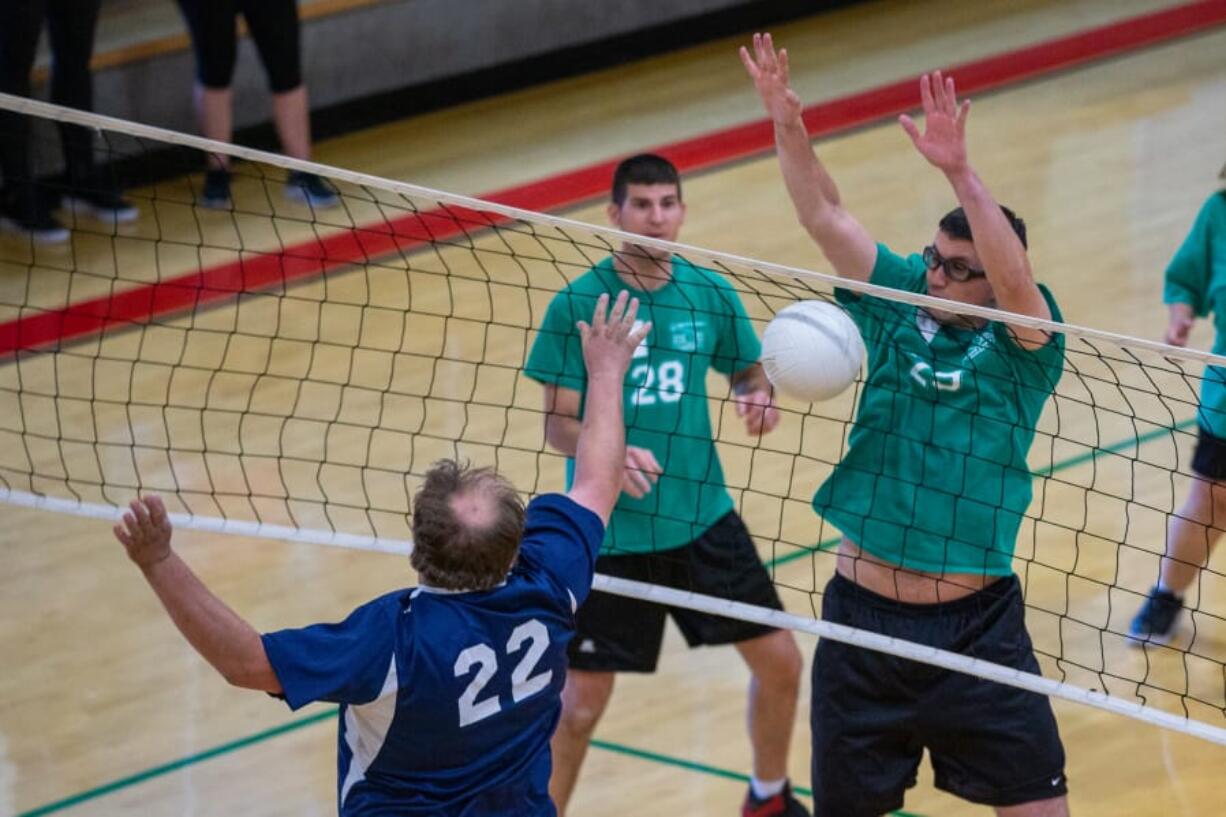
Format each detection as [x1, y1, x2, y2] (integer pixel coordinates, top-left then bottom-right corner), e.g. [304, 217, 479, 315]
[3, 0, 1225, 357]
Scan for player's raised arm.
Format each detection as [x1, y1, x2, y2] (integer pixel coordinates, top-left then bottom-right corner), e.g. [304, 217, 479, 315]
[740, 32, 876, 281]
[900, 71, 1052, 349]
[566, 292, 651, 524]
[114, 495, 281, 693]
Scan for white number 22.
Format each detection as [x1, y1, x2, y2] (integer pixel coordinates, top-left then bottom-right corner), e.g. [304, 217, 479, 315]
[453, 619, 552, 727]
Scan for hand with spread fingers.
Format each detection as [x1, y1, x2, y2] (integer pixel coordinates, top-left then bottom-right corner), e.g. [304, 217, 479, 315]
[577, 290, 652, 382]
[739, 32, 803, 126]
[114, 495, 174, 570]
[899, 71, 971, 175]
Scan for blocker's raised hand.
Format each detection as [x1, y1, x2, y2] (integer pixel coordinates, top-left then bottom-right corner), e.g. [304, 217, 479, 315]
[740, 32, 803, 125]
[899, 71, 970, 175]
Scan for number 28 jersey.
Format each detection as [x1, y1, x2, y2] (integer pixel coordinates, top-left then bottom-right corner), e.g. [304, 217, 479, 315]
[261, 494, 604, 816]
[525, 256, 762, 555]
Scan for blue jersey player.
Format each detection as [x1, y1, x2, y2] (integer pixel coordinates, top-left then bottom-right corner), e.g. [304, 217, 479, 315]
[113, 291, 652, 815]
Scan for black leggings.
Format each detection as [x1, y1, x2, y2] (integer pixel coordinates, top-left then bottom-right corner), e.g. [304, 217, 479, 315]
[176, 0, 302, 93]
[0, 0, 102, 193]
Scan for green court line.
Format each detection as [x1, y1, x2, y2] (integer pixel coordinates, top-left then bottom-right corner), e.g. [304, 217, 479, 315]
[16, 706, 928, 817]
[765, 418, 1198, 570]
[15, 709, 336, 817]
[591, 739, 926, 817]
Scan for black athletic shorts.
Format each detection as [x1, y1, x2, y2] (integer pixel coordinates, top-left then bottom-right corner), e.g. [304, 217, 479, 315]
[811, 573, 1067, 816]
[566, 511, 782, 672]
[1192, 424, 1226, 480]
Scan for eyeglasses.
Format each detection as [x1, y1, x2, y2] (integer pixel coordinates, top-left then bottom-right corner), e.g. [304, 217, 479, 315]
[923, 245, 986, 282]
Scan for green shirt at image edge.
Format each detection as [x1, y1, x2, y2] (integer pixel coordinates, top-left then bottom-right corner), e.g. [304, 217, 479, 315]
[1163, 191, 1226, 437]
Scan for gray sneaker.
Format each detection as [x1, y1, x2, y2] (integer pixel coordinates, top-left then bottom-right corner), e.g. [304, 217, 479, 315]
[286, 171, 339, 208]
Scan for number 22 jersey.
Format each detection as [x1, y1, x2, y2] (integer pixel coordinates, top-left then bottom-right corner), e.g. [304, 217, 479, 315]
[261, 494, 604, 816]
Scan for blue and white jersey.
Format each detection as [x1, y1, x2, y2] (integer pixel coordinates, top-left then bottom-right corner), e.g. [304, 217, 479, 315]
[261, 493, 604, 816]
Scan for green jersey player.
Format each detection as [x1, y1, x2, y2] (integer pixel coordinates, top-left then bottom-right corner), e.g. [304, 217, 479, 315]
[744, 33, 1068, 817]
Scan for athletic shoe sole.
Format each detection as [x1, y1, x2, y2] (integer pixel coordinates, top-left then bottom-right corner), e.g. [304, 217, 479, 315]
[1124, 628, 1176, 647]
[61, 196, 140, 225]
[284, 185, 339, 209]
[0, 215, 70, 244]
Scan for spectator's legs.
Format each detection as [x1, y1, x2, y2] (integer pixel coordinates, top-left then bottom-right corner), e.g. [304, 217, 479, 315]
[0, 0, 46, 211]
[177, 0, 239, 170]
[241, 0, 309, 160]
[45, 0, 101, 188]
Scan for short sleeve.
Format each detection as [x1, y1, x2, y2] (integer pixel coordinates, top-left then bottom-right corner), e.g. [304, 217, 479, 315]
[515, 493, 605, 607]
[993, 283, 1065, 387]
[834, 244, 926, 345]
[710, 278, 763, 376]
[525, 290, 588, 392]
[262, 593, 401, 711]
[1163, 194, 1226, 317]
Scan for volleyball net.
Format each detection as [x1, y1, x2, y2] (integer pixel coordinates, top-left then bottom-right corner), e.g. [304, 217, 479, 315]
[3, 93, 1226, 745]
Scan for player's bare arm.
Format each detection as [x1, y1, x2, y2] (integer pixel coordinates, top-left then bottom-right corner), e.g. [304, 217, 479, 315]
[567, 292, 653, 523]
[741, 32, 876, 281]
[900, 71, 1053, 349]
[731, 363, 781, 436]
[115, 495, 281, 693]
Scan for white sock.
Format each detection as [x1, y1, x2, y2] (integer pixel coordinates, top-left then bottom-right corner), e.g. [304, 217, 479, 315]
[750, 776, 786, 800]
[1155, 579, 1182, 598]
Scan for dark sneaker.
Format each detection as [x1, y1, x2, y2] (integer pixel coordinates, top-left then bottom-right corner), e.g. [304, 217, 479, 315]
[0, 194, 69, 244]
[742, 782, 810, 817]
[285, 170, 339, 208]
[1128, 587, 1184, 645]
[200, 169, 232, 209]
[62, 188, 139, 224]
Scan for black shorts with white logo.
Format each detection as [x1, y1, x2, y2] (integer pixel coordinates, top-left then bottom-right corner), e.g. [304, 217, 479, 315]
[811, 573, 1067, 815]
[566, 511, 782, 673]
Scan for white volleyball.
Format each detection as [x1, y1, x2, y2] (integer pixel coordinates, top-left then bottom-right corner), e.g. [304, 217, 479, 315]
[760, 300, 865, 402]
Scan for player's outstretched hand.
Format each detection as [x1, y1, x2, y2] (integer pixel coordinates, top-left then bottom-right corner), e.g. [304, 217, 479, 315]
[577, 291, 652, 381]
[114, 495, 173, 570]
[899, 71, 970, 175]
[734, 387, 781, 436]
[740, 32, 802, 125]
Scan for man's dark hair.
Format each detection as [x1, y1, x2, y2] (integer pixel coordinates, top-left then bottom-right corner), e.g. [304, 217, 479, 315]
[938, 205, 1028, 249]
[612, 153, 681, 206]
[410, 460, 525, 591]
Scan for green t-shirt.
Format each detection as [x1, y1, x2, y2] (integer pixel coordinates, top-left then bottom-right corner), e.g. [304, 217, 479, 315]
[1163, 191, 1226, 436]
[813, 244, 1065, 575]
[525, 256, 762, 554]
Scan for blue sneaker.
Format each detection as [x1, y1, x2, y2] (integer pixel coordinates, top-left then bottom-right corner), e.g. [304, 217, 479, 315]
[200, 169, 232, 210]
[285, 171, 339, 208]
[1128, 587, 1183, 645]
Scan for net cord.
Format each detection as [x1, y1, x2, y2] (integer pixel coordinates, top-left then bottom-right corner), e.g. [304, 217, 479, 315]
[7, 480, 1226, 748]
[5, 93, 1226, 746]
[2, 91, 1224, 370]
